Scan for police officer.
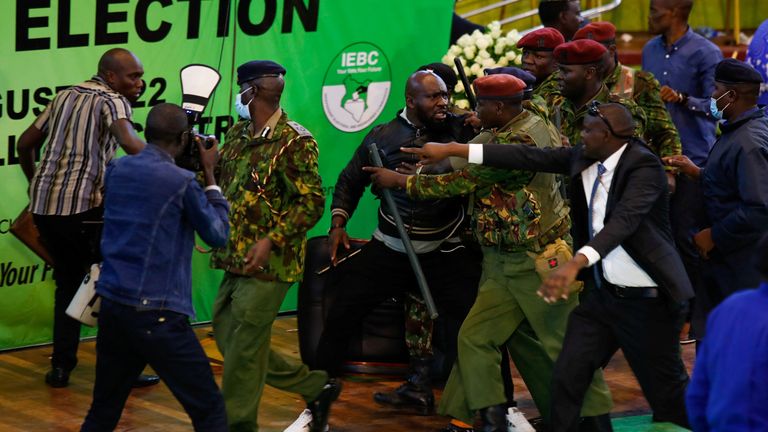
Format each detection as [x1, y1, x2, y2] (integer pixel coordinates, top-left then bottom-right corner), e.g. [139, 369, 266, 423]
[366, 74, 613, 432]
[516, 27, 566, 99]
[664, 59, 768, 336]
[211, 60, 340, 432]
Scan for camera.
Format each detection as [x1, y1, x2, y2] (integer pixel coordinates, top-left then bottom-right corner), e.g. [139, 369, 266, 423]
[174, 110, 215, 172]
[176, 64, 222, 171]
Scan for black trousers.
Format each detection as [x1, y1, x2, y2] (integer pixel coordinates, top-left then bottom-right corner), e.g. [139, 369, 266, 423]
[81, 299, 227, 431]
[669, 174, 704, 336]
[314, 238, 481, 376]
[34, 207, 103, 371]
[551, 281, 690, 431]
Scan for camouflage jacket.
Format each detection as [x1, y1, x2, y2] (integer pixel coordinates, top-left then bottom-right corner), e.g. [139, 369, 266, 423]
[546, 84, 647, 146]
[533, 71, 561, 100]
[605, 63, 682, 161]
[406, 110, 569, 252]
[211, 110, 324, 282]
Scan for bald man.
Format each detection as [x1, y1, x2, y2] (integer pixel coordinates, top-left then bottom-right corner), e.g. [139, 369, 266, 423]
[17, 48, 149, 388]
[317, 70, 480, 415]
[404, 102, 694, 429]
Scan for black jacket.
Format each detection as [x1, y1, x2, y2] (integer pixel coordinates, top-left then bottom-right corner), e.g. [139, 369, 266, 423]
[482, 139, 694, 303]
[332, 112, 474, 241]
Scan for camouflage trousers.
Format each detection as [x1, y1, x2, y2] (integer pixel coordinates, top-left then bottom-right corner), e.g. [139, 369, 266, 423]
[404, 292, 433, 358]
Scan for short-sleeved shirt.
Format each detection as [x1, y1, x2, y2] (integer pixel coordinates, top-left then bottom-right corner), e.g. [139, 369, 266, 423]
[29, 75, 132, 216]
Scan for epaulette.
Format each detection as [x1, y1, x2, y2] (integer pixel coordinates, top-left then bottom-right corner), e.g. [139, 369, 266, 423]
[286, 121, 313, 138]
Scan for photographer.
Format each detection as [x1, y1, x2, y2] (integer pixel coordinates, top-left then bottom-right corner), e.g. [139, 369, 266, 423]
[81, 103, 229, 431]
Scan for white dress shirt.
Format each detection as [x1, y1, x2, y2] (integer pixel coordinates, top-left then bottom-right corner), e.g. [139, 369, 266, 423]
[576, 144, 657, 287]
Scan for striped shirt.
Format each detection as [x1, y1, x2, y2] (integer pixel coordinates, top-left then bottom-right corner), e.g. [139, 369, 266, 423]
[30, 76, 132, 216]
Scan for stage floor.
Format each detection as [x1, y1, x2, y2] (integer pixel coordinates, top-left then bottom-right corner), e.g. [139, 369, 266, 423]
[0, 316, 695, 431]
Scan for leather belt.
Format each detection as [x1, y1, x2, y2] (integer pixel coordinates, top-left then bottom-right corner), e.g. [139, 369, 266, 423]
[603, 281, 659, 299]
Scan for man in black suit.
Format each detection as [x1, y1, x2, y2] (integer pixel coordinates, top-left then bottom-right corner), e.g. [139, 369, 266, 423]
[400, 102, 693, 430]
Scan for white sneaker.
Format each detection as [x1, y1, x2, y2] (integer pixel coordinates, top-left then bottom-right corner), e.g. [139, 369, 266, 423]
[283, 408, 330, 432]
[506, 407, 535, 432]
[284, 409, 312, 432]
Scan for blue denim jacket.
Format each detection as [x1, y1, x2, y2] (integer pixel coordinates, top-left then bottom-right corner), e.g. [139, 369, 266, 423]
[97, 144, 229, 317]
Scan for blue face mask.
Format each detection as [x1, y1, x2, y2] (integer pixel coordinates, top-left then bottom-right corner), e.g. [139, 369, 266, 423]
[709, 91, 732, 120]
[235, 87, 253, 120]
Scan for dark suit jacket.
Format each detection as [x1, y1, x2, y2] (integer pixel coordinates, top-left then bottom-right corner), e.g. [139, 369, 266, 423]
[482, 140, 694, 303]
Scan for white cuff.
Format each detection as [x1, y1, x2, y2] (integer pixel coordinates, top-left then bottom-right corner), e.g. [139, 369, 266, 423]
[576, 246, 601, 266]
[204, 185, 222, 193]
[467, 144, 484, 164]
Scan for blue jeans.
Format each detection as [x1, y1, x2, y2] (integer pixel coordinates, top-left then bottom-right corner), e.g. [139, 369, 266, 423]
[81, 299, 227, 431]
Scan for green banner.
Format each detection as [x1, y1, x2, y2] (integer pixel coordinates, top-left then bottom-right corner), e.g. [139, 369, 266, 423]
[0, 0, 453, 350]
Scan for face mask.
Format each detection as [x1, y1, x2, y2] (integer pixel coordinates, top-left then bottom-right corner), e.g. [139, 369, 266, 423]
[235, 88, 253, 120]
[709, 91, 732, 120]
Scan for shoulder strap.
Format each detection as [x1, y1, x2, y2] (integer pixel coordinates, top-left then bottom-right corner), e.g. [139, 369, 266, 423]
[286, 121, 313, 138]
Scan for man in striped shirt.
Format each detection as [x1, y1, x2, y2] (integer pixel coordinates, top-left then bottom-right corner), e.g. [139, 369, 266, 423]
[17, 48, 147, 388]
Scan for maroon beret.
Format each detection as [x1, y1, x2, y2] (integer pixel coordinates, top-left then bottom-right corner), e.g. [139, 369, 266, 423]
[516, 28, 565, 51]
[573, 22, 617, 44]
[473, 74, 527, 100]
[553, 39, 608, 65]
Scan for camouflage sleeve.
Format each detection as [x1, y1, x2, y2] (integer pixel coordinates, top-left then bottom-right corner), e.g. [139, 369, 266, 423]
[406, 164, 532, 200]
[407, 133, 536, 200]
[611, 96, 648, 140]
[525, 95, 552, 125]
[268, 136, 325, 248]
[635, 72, 682, 161]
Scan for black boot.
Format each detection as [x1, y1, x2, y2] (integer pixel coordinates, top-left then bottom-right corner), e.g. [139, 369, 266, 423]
[373, 356, 435, 415]
[479, 404, 507, 432]
[308, 378, 342, 432]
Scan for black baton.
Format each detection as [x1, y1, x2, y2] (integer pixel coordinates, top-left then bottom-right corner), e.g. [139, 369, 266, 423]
[367, 143, 438, 319]
[454, 57, 477, 110]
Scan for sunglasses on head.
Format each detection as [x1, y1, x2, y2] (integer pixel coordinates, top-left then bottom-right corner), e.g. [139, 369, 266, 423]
[587, 101, 634, 139]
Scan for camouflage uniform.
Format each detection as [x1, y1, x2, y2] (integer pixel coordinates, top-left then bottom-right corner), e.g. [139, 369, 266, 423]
[406, 110, 613, 423]
[211, 109, 328, 431]
[533, 71, 561, 100]
[547, 84, 647, 146]
[605, 63, 682, 161]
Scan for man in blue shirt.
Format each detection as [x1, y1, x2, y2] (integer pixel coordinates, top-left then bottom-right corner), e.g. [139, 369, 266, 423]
[643, 0, 722, 165]
[81, 103, 230, 431]
[642, 0, 723, 341]
[686, 235, 768, 431]
[665, 59, 768, 336]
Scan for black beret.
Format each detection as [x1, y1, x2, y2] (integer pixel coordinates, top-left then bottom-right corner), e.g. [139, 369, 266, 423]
[714, 58, 763, 85]
[418, 63, 459, 92]
[484, 67, 537, 89]
[237, 60, 286, 85]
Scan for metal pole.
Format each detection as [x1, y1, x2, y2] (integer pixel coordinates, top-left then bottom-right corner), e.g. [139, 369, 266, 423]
[367, 143, 439, 319]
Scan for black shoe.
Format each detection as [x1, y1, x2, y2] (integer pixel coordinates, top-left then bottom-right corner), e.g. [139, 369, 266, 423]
[308, 378, 342, 432]
[133, 374, 160, 388]
[373, 381, 435, 415]
[528, 417, 550, 432]
[45, 367, 70, 388]
[479, 404, 507, 432]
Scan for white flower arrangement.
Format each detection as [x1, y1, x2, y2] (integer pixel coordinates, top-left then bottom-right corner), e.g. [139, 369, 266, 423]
[441, 21, 523, 109]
